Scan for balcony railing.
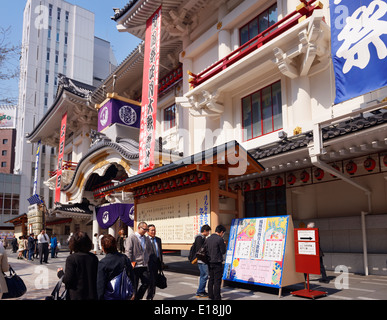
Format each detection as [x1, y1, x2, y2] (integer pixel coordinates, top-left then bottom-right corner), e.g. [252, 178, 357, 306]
[188, 0, 323, 88]
[49, 161, 78, 178]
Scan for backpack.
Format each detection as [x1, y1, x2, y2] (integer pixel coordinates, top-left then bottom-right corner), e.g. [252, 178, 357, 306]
[188, 242, 198, 264]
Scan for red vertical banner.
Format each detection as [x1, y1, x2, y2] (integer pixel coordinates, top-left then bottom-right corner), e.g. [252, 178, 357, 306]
[55, 112, 67, 203]
[138, 6, 162, 174]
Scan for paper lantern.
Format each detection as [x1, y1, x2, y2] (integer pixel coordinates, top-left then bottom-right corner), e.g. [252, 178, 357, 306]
[263, 178, 271, 188]
[300, 170, 310, 183]
[314, 168, 324, 181]
[169, 179, 177, 188]
[275, 176, 284, 186]
[244, 183, 251, 192]
[253, 180, 261, 190]
[364, 158, 376, 172]
[345, 161, 357, 175]
[176, 177, 184, 187]
[287, 174, 296, 185]
[198, 172, 207, 182]
[189, 173, 198, 184]
[183, 175, 190, 185]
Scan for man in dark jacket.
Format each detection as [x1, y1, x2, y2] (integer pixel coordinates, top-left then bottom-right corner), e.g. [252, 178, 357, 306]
[146, 224, 164, 300]
[27, 233, 35, 261]
[204, 225, 226, 300]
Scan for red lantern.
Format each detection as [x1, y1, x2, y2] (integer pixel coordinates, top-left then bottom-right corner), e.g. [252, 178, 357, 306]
[163, 181, 170, 190]
[301, 170, 310, 183]
[287, 174, 296, 185]
[141, 187, 148, 195]
[234, 184, 241, 191]
[253, 180, 261, 190]
[345, 161, 357, 175]
[314, 168, 324, 181]
[169, 179, 177, 188]
[330, 164, 340, 178]
[151, 184, 158, 193]
[244, 183, 251, 192]
[157, 182, 164, 192]
[364, 158, 376, 172]
[275, 176, 284, 186]
[190, 173, 198, 184]
[264, 178, 271, 188]
[183, 175, 190, 185]
[147, 186, 153, 194]
[176, 177, 184, 187]
[198, 172, 207, 183]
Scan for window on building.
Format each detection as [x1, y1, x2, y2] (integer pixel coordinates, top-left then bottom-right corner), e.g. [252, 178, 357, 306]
[46, 49, 50, 61]
[1, 162, 6, 168]
[2, 139, 8, 145]
[57, 8, 61, 21]
[55, 51, 59, 64]
[244, 186, 287, 217]
[2, 150, 6, 156]
[65, 11, 69, 21]
[164, 104, 176, 131]
[45, 73, 49, 84]
[240, 3, 278, 46]
[64, 33, 68, 45]
[48, 26, 51, 39]
[49, 4, 53, 17]
[242, 80, 282, 141]
[56, 32, 60, 42]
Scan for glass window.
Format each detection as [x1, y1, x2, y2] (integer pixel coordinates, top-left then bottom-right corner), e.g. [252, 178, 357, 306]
[2, 139, 8, 144]
[164, 104, 176, 131]
[1, 162, 6, 167]
[2, 150, 6, 156]
[240, 3, 278, 46]
[245, 186, 287, 217]
[242, 81, 282, 140]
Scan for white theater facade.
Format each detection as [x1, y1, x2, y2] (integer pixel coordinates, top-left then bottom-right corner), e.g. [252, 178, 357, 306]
[28, 0, 387, 276]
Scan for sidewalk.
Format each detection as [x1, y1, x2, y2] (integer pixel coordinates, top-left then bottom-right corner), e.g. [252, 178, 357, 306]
[2, 248, 387, 300]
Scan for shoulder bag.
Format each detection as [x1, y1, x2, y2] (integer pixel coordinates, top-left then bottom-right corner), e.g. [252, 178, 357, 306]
[104, 265, 134, 300]
[2, 266, 27, 299]
[156, 270, 167, 289]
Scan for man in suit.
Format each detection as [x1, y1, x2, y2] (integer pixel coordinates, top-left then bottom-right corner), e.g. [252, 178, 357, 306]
[146, 224, 163, 300]
[125, 221, 152, 300]
[37, 229, 50, 264]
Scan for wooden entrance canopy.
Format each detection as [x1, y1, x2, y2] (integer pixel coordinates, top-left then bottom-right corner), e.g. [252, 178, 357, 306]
[101, 140, 265, 249]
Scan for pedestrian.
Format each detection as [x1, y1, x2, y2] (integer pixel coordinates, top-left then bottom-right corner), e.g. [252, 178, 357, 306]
[194, 224, 211, 298]
[93, 233, 99, 254]
[0, 241, 9, 300]
[11, 235, 18, 253]
[307, 222, 329, 283]
[55, 241, 60, 257]
[57, 231, 98, 300]
[27, 233, 35, 261]
[22, 236, 28, 259]
[125, 221, 152, 300]
[146, 224, 163, 300]
[50, 233, 58, 258]
[204, 225, 227, 300]
[17, 236, 26, 260]
[97, 234, 135, 300]
[98, 233, 105, 255]
[37, 229, 50, 264]
[117, 228, 126, 253]
[34, 235, 38, 259]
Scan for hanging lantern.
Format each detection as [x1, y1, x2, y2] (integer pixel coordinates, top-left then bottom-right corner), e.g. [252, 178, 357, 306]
[176, 177, 184, 187]
[287, 173, 296, 185]
[190, 173, 198, 184]
[300, 170, 310, 183]
[253, 180, 261, 190]
[157, 182, 164, 192]
[163, 181, 170, 190]
[314, 168, 324, 181]
[151, 184, 158, 193]
[141, 187, 148, 195]
[198, 172, 207, 183]
[345, 161, 357, 175]
[330, 164, 340, 178]
[147, 186, 153, 194]
[244, 183, 251, 192]
[275, 176, 284, 187]
[183, 175, 190, 185]
[263, 178, 271, 188]
[169, 179, 177, 188]
[364, 157, 376, 172]
[234, 184, 241, 191]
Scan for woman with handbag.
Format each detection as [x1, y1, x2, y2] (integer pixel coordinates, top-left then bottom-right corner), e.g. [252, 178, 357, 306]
[57, 231, 99, 300]
[97, 234, 135, 300]
[0, 241, 9, 299]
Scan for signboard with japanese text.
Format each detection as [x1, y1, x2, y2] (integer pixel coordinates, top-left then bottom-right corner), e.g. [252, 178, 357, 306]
[32, 140, 41, 195]
[294, 228, 321, 275]
[138, 6, 162, 173]
[223, 215, 304, 289]
[55, 112, 67, 203]
[330, 0, 387, 103]
[98, 98, 141, 132]
[137, 190, 210, 244]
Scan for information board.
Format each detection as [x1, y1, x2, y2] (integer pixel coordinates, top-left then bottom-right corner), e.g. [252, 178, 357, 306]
[223, 215, 300, 289]
[137, 190, 210, 243]
[294, 228, 321, 275]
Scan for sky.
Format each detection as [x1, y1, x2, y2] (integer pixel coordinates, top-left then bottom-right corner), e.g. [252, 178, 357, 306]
[0, 0, 142, 104]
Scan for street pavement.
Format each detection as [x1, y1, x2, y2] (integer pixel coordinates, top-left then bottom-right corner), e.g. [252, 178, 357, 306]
[2, 248, 387, 301]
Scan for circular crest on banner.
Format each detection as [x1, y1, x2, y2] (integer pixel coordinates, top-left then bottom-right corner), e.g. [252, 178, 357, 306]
[102, 211, 109, 224]
[99, 106, 109, 127]
[119, 105, 137, 126]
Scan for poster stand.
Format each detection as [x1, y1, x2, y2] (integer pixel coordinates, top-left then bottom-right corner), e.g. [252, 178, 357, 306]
[291, 228, 327, 299]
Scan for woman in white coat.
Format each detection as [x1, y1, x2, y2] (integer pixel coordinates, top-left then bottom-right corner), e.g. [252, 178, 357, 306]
[0, 241, 9, 299]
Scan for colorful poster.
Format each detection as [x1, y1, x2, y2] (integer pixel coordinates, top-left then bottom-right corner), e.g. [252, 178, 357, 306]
[55, 112, 67, 203]
[32, 140, 41, 196]
[138, 6, 162, 173]
[223, 215, 289, 288]
[330, 0, 387, 103]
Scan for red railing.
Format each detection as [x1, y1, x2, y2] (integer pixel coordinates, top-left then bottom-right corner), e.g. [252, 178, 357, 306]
[188, 0, 323, 88]
[49, 161, 78, 178]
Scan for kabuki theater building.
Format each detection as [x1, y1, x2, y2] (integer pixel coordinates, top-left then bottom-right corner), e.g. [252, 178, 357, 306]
[28, 0, 387, 276]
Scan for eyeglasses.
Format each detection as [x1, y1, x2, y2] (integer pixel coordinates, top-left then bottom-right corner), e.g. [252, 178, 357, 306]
[141, 227, 149, 231]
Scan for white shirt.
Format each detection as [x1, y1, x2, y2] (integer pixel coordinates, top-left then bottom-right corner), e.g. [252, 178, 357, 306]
[38, 233, 49, 244]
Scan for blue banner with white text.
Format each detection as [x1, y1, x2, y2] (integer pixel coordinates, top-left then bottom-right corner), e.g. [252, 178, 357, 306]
[330, 0, 387, 104]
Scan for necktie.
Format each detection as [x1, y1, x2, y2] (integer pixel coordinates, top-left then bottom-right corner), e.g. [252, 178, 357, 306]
[153, 238, 159, 257]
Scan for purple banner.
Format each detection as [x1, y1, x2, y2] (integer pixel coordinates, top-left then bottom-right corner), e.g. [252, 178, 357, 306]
[98, 98, 141, 132]
[96, 203, 134, 229]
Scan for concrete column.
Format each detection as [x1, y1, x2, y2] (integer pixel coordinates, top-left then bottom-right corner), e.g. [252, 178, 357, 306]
[92, 208, 99, 238]
[218, 2, 231, 59]
[292, 75, 312, 133]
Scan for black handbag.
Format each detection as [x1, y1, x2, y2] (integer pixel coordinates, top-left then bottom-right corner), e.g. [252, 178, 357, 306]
[156, 270, 167, 289]
[45, 277, 67, 300]
[2, 266, 27, 299]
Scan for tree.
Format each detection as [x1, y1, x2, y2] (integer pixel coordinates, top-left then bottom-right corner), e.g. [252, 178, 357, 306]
[0, 26, 20, 104]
